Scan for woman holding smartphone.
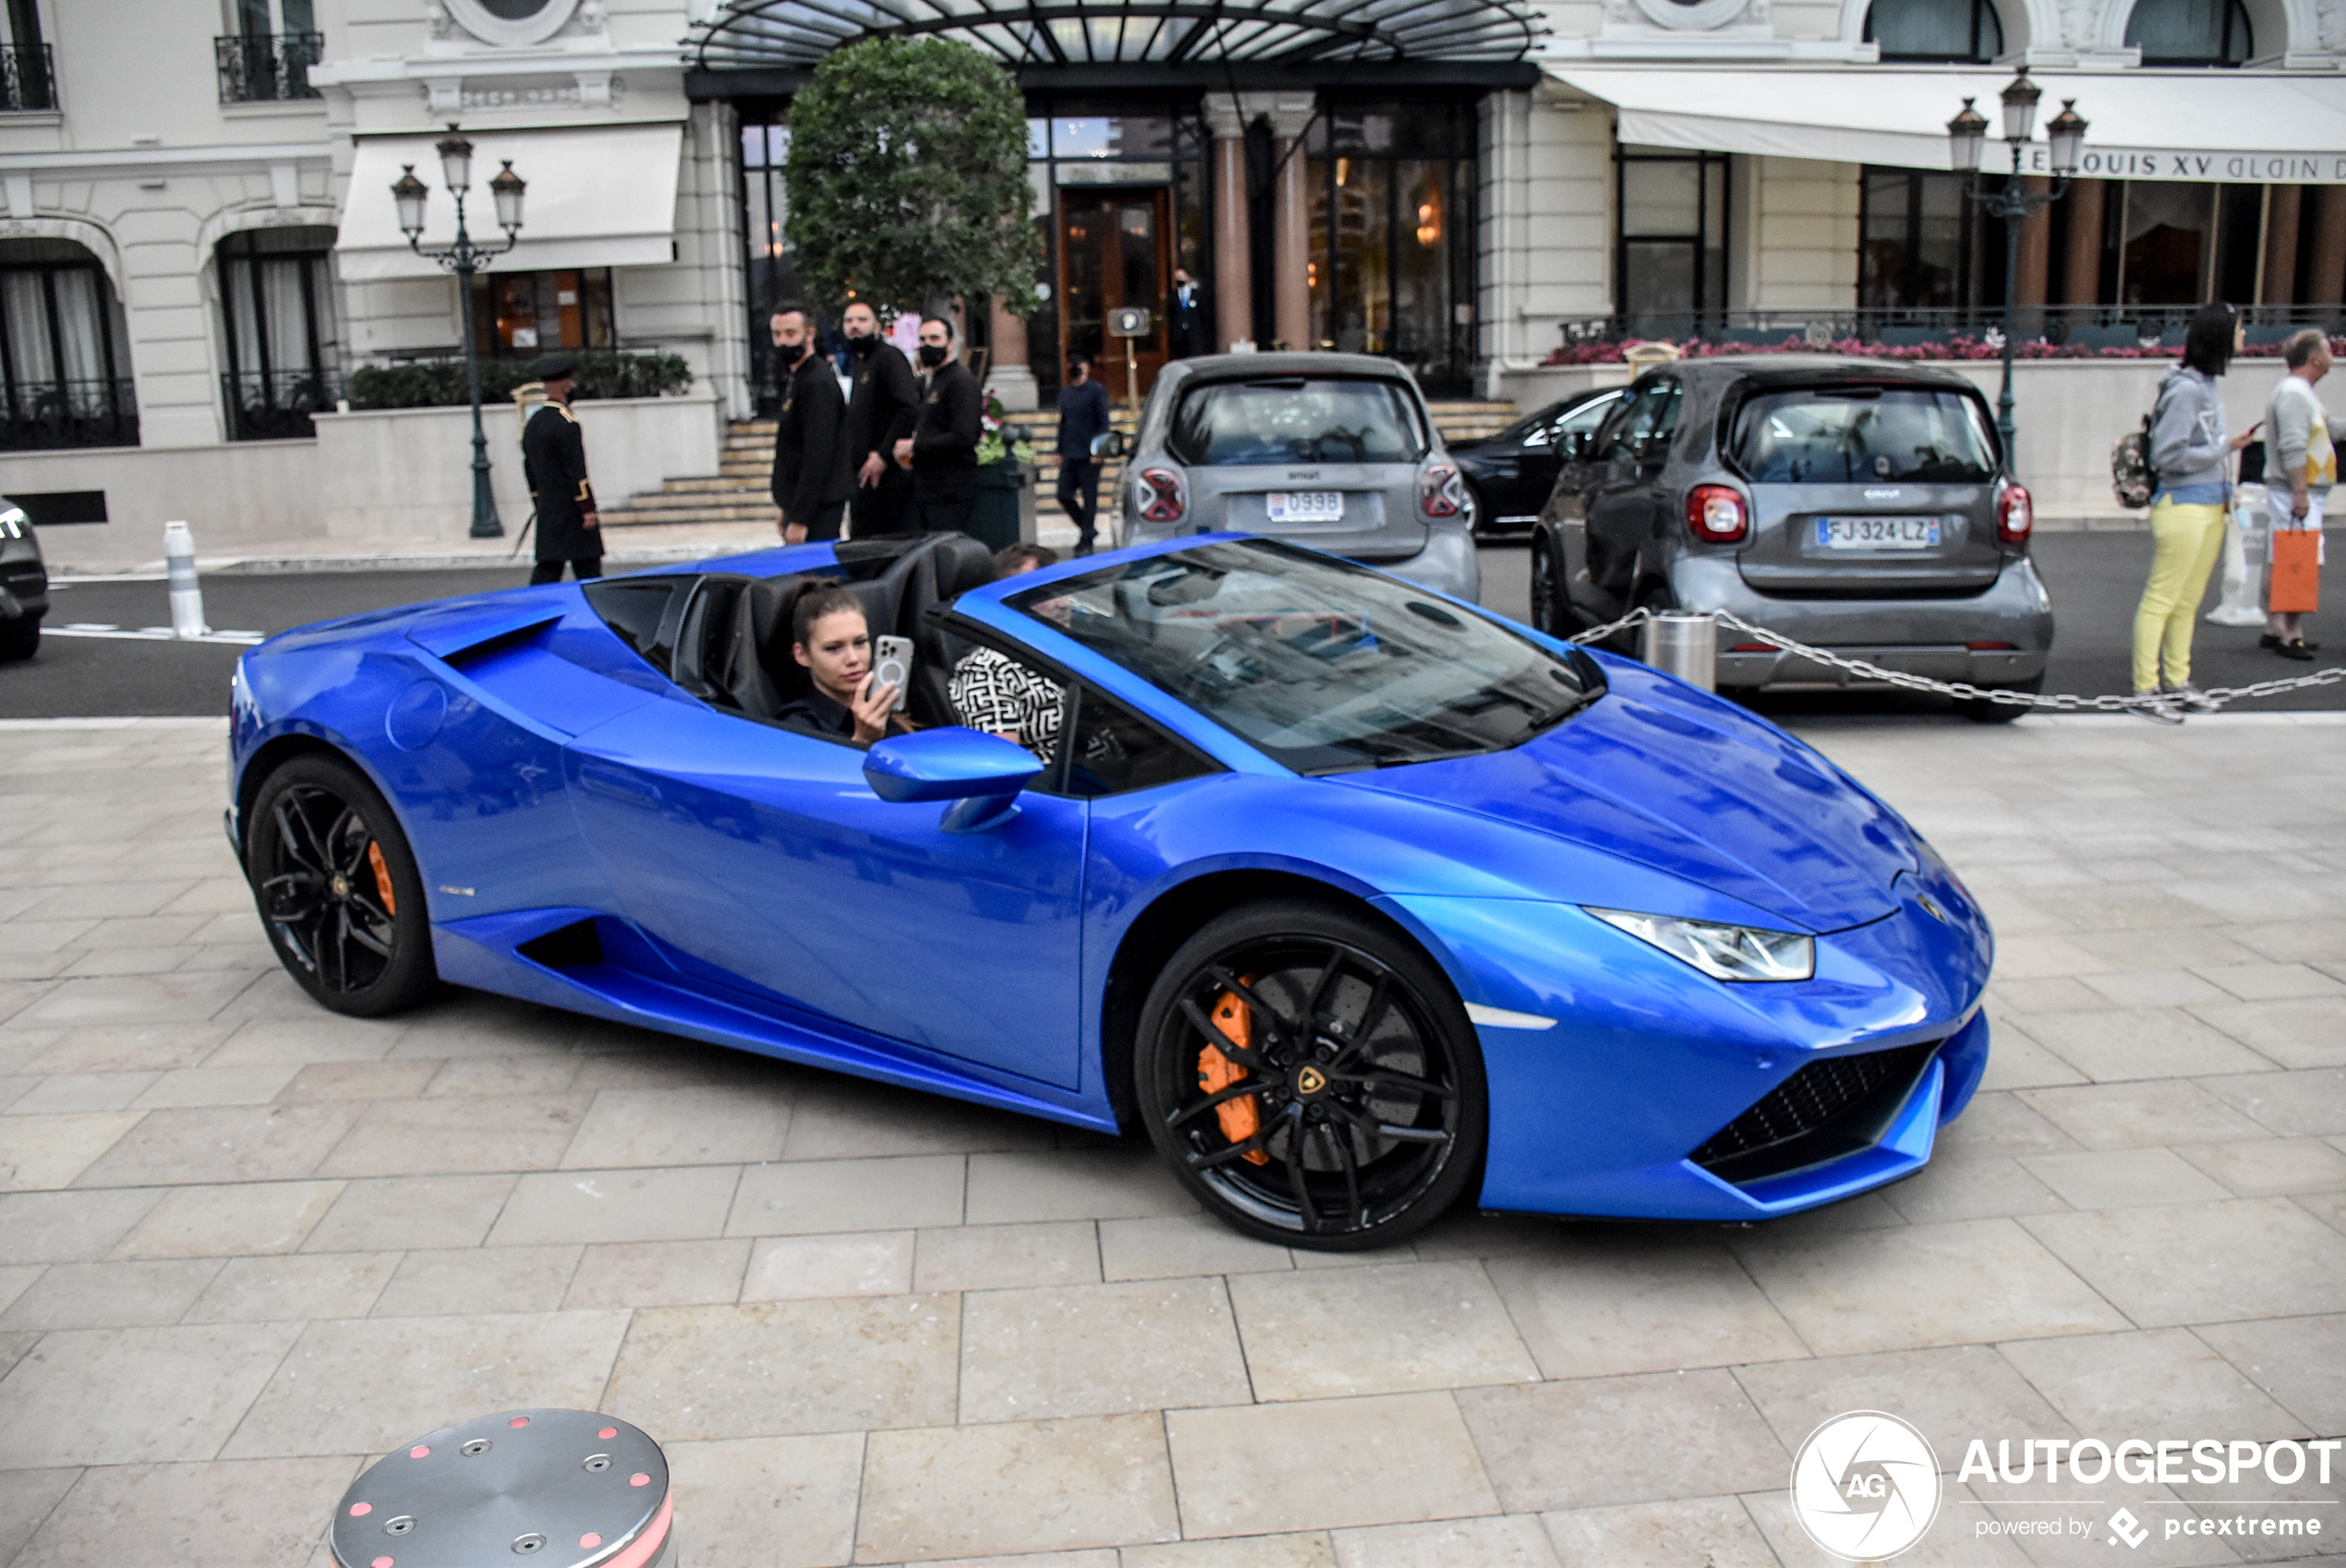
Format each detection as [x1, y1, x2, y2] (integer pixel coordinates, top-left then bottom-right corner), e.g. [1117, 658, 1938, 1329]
[779, 585, 907, 745]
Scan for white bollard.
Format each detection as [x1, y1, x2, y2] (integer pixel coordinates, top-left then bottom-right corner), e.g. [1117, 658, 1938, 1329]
[163, 520, 211, 638]
[2206, 481, 2267, 627]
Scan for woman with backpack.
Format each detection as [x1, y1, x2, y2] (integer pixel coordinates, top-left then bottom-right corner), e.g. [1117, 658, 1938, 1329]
[2131, 300, 2260, 724]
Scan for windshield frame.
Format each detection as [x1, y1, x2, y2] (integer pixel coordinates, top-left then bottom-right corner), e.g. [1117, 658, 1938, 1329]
[1165, 374, 1433, 468]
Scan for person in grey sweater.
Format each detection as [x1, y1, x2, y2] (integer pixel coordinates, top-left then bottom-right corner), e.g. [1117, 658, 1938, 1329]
[2130, 302, 2259, 722]
[2262, 328, 2334, 659]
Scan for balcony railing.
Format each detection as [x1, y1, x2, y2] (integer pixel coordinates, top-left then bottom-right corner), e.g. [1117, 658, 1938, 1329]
[223, 368, 338, 441]
[215, 32, 323, 103]
[0, 43, 55, 112]
[1548, 303, 2346, 359]
[0, 379, 139, 451]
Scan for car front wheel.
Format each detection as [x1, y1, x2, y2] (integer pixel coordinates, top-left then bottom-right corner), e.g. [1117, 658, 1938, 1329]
[0, 615, 38, 661]
[1135, 899, 1488, 1250]
[247, 754, 440, 1017]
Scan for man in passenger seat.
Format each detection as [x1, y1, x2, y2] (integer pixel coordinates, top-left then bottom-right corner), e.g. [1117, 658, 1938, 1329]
[777, 585, 905, 746]
[949, 545, 1064, 760]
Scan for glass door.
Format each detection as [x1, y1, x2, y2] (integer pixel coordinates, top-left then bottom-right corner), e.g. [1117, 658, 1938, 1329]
[1058, 188, 1170, 409]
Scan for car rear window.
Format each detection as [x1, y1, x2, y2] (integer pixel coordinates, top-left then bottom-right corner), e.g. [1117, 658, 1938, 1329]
[1731, 386, 1997, 484]
[1167, 377, 1429, 467]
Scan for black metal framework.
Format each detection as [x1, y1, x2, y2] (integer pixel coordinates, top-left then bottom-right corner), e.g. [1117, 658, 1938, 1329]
[1864, 0, 2002, 62]
[0, 42, 50, 110]
[2125, 0, 2252, 65]
[1614, 144, 1730, 341]
[1859, 166, 1992, 313]
[214, 31, 324, 102]
[691, 0, 1542, 68]
[0, 240, 137, 451]
[217, 227, 339, 442]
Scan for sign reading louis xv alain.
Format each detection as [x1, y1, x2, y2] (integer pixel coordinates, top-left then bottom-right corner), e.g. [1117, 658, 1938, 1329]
[2007, 143, 2346, 184]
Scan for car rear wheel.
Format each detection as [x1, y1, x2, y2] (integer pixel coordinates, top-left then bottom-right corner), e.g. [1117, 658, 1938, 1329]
[247, 754, 439, 1017]
[1953, 675, 2040, 724]
[0, 616, 37, 662]
[1530, 535, 1572, 635]
[1135, 900, 1487, 1250]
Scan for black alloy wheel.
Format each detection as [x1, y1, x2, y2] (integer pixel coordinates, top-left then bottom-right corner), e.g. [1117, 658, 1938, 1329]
[0, 616, 37, 661]
[1136, 901, 1487, 1250]
[1530, 536, 1567, 635]
[1952, 674, 2041, 724]
[247, 755, 439, 1016]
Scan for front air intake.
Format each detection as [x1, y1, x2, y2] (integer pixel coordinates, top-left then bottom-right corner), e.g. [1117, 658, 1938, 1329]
[1691, 1042, 1940, 1186]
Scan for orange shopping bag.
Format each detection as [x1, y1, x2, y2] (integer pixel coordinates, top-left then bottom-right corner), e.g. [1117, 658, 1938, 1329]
[2270, 526, 2322, 614]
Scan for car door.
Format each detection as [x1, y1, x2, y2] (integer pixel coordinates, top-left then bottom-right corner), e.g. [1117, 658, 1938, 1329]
[562, 694, 1090, 1090]
[1573, 379, 1680, 622]
[1511, 391, 1623, 524]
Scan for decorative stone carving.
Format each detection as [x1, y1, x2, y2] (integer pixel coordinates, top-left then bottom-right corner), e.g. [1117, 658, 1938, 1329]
[1630, 0, 1760, 32]
[2059, 0, 2101, 49]
[426, 0, 455, 39]
[2318, 0, 2346, 52]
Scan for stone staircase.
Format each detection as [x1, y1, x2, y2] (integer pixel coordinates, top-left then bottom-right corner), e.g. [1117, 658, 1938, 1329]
[597, 399, 1520, 531]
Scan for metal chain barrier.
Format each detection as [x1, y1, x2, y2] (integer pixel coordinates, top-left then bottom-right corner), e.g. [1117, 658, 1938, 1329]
[1564, 605, 2346, 712]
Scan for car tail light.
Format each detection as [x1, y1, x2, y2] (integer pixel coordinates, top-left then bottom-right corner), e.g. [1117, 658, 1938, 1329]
[1965, 641, 2017, 651]
[1686, 484, 1747, 544]
[1997, 483, 2032, 544]
[1420, 464, 1466, 518]
[1136, 467, 1186, 524]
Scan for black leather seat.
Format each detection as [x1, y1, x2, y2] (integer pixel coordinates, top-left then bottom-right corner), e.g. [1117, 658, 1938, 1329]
[723, 575, 816, 719]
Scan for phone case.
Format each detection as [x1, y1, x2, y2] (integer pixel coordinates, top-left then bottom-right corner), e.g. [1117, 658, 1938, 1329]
[872, 636, 913, 712]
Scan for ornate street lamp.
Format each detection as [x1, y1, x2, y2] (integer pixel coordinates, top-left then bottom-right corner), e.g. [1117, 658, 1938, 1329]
[393, 125, 526, 538]
[1949, 71, 2086, 469]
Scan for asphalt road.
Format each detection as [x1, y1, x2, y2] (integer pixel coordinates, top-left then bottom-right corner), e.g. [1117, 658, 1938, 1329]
[4, 536, 2340, 720]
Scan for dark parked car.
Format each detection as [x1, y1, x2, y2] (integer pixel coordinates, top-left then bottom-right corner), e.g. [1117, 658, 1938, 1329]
[1450, 387, 1626, 534]
[0, 507, 44, 661]
[1527, 356, 2051, 721]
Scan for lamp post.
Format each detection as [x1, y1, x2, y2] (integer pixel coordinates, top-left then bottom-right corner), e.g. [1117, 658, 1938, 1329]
[1948, 71, 2086, 470]
[393, 126, 526, 538]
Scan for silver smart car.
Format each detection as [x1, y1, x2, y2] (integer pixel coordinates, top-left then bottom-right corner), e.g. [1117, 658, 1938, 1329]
[1112, 353, 1481, 604]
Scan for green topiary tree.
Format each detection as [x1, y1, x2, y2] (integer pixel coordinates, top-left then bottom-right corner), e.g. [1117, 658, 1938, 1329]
[782, 37, 1040, 321]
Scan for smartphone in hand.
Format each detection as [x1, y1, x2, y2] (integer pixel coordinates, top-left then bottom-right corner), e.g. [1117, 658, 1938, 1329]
[872, 635, 913, 713]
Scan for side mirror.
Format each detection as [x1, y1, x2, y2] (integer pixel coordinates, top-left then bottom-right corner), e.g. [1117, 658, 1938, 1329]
[864, 727, 1043, 832]
[1093, 430, 1131, 460]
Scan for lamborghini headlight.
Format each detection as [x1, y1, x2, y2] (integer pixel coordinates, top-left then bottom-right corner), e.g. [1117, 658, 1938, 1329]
[1585, 907, 1815, 982]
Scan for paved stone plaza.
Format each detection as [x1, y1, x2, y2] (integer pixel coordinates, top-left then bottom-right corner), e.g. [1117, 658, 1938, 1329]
[0, 713, 2340, 1568]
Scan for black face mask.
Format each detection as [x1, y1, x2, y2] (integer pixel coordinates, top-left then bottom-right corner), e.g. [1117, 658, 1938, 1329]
[847, 333, 877, 357]
[918, 343, 949, 368]
[780, 339, 809, 368]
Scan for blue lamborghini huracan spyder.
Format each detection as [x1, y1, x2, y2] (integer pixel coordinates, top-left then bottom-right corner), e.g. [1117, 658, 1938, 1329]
[228, 531, 1990, 1248]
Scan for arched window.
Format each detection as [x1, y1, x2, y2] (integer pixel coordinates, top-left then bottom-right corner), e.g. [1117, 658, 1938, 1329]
[2124, 0, 2251, 64]
[1866, 0, 2003, 61]
[0, 238, 137, 450]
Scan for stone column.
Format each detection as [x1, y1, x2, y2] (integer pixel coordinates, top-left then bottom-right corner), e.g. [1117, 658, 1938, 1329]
[987, 295, 1037, 411]
[1264, 94, 1317, 353]
[2014, 178, 2052, 319]
[1203, 97, 1254, 354]
[2315, 186, 2346, 306]
[2062, 178, 2105, 306]
[2262, 185, 2303, 306]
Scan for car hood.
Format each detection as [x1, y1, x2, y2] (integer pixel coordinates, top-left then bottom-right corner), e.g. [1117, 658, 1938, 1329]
[1338, 657, 1912, 932]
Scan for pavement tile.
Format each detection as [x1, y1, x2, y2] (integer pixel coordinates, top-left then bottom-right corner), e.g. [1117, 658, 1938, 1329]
[0, 1469, 80, 1567]
[960, 1276, 1252, 1422]
[8, 1457, 357, 1568]
[915, 1221, 1102, 1293]
[2021, 1199, 2346, 1327]
[1997, 1327, 2304, 1439]
[9, 1071, 157, 1113]
[23, 881, 198, 921]
[318, 1093, 591, 1177]
[1734, 1345, 2074, 1473]
[2078, 971, 2233, 1008]
[2195, 963, 2346, 1002]
[182, 1252, 402, 1323]
[124, 1064, 298, 1109]
[563, 1238, 752, 1309]
[61, 947, 200, 978]
[605, 1297, 959, 1441]
[2223, 919, 2346, 967]
[302, 1173, 517, 1252]
[221, 1310, 629, 1457]
[1989, 978, 2110, 1014]
[0, 1258, 219, 1329]
[1881, 1147, 2074, 1224]
[1229, 1261, 1537, 1402]
[2186, 997, 2346, 1069]
[2193, 1314, 2346, 1437]
[1733, 1217, 2128, 1355]
[2018, 1149, 2232, 1210]
[73, 1104, 357, 1188]
[2198, 1067, 2346, 1139]
[2295, 1188, 2346, 1238]
[1985, 935, 2120, 981]
[204, 1016, 406, 1066]
[488, 1164, 743, 1246]
[0, 920, 97, 956]
[1457, 1371, 1783, 1513]
[1944, 1092, 2086, 1155]
[1098, 1214, 1295, 1282]
[742, 1231, 914, 1301]
[1332, 1514, 1558, 1568]
[963, 1150, 1196, 1224]
[0, 1266, 38, 1315]
[22, 1022, 231, 1073]
[1485, 1234, 1809, 1381]
[2019, 1081, 2268, 1150]
[0, 1111, 145, 1189]
[2172, 1137, 2346, 1196]
[370, 1244, 584, 1317]
[729, 1154, 965, 1236]
[1168, 1392, 1498, 1538]
[10, 971, 259, 1027]
[665, 1432, 865, 1568]
[382, 996, 587, 1058]
[781, 1077, 1056, 1160]
[560, 1085, 790, 1168]
[0, 1188, 163, 1264]
[857, 1413, 1179, 1562]
[1538, 1497, 1776, 1568]
[1741, 1483, 2033, 1568]
[421, 1055, 585, 1097]
[276, 1059, 440, 1102]
[107, 1179, 343, 1260]
[0, 1321, 305, 1466]
[1124, 1535, 1336, 1567]
[1977, 1027, 2091, 1093]
[2015, 1007, 2277, 1082]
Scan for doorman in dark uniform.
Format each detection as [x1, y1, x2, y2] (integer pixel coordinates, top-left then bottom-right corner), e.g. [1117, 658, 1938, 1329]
[769, 302, 853, 543]
[893, 314, 984, 536]
[522, 353, 599, 584]
[1167, 267, 1207, 359]
[840, 300, 920, 537]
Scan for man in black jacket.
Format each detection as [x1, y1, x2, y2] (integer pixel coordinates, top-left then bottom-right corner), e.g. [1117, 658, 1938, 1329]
[769, 304, 853, 543]
[840, 301, 919, 537]
[892, 314, 984, 536]
[522, 353, 599, 584]
[1167, 267, 1207, 359]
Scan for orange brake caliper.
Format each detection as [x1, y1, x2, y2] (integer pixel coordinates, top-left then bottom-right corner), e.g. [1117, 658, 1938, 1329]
[365, 842, 397, 917]
[1198, 983, 1269, 1164]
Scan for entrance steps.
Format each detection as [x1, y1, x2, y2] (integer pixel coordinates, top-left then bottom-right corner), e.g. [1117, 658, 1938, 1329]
[597, 399, 1518, 532]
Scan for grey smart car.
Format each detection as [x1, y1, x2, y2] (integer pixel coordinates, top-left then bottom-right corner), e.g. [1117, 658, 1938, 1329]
[1527, 356, 2053, 720]
[1113, 353, 1480, 604]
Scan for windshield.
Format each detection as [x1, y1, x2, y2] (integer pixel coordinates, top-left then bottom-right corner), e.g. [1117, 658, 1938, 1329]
[1006, 539, 1602, 773]
[1732, 387, 1998, 484]
[1167, 377, 1429, 467]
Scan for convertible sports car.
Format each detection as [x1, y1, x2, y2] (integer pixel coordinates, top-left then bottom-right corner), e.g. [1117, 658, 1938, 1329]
[228, 531, 1991, 1248]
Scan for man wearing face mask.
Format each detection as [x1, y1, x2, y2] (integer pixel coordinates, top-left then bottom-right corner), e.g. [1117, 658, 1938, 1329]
[840, 300, 920, 537]
[892, 314, 984, 536]
[769, 302, 853, 543]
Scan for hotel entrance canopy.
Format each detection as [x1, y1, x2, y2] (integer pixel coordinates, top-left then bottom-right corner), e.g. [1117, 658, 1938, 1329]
[1546, 66, 2346, 184]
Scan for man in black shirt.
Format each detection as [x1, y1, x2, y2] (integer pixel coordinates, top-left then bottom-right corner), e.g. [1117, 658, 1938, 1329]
[893, 314, 984, 537]
[840, 301, 920, 537]
[521, 354, 599, 584]
[769, 304, 853, 543]
[1167, 267, 1207, 359]
[1055, 352, 1113, 554]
